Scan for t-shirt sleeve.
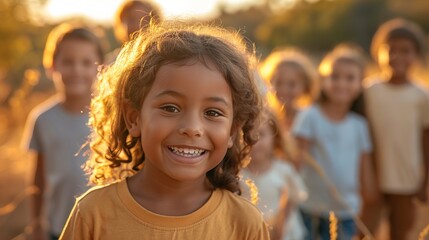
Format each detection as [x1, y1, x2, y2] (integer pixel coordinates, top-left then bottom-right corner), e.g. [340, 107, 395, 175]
[253, 219, 270, 240]
[21, 111, 41, 152]
[59, 202, 92, 240]
[359, 119, 372, 153]
[292, 109, 314, 140]
[420, 90, 429, 129]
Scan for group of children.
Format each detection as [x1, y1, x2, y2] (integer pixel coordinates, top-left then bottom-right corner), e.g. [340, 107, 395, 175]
[21, 0, 429, 239]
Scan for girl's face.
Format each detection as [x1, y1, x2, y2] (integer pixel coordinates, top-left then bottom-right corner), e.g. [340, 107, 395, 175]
[128, 61, 234, 182]
[382, 37, 418, 77]
[52, 39, 99, 98]
[272, 65, 306, 106]
[250, 123, 274, 164]
[322, 60, 362, 105]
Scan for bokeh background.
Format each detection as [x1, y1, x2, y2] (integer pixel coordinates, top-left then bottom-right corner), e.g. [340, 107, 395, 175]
[1, 0, 429, 239]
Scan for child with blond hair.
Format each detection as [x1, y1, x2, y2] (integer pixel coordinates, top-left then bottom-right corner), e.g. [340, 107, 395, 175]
[293, 44, 377, 240]
[260, 48, 318, 130]
[242, 108, 307, 240]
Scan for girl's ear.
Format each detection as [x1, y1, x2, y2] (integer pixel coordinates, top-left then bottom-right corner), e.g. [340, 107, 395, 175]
[123, 101, 141, 137]
[228, 136, 234, 148]
[228, 122, 242, 148]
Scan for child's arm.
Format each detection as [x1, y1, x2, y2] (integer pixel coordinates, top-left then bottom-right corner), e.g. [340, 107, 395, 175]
[417, 128, 429, 202]
[294, 136, 311, 169]
[270, 189, 292, 240]
[31, 152, 46, 240]
[360, 152, 379, 204]
[291, 109, 314, 169]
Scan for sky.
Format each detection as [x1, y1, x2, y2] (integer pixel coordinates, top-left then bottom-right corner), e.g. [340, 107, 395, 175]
[42, 0, 263, 23]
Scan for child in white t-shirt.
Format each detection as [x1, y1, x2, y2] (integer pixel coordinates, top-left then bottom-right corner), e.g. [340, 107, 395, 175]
[242, 109, 307, 240]
[292, 44, 377, 240]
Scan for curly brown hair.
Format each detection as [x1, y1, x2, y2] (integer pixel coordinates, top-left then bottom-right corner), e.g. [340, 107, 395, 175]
[86, 22, 262, 194]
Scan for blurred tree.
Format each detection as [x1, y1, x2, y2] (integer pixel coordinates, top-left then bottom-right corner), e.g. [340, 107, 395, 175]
[0, 0, 117, 105]
[208, 4, 271, 55]
[0, 0, 51, 103]
[255, 0, 394, 54]
[217, 0, 428, 58]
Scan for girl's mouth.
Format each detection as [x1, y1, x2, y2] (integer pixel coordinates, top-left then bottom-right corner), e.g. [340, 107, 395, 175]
[167, 146, 206, 158]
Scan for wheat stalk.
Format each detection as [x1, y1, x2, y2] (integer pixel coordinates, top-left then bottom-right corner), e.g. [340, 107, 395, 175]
[245, 178, 259, 205]
[419, 223, 429, 240]
[303, 150, 375, 239]
[329, 211, 338, 240]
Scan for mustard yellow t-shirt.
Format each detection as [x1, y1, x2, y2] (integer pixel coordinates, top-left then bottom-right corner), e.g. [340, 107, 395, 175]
[60, 180, 270, 240]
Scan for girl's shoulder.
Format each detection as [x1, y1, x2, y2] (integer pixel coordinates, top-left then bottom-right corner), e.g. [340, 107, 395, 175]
[220, 190, 270, 238]
[348, 111, 368, 124]
[221, 189, 264, 219]
[295, 105, 319, 120]
[28, 95, 62, 122]
[74, 180, 121, 213]
[272, 159, 296, 174]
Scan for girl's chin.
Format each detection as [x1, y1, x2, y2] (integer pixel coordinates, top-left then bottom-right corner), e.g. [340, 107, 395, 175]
[166, 170, 207, 183]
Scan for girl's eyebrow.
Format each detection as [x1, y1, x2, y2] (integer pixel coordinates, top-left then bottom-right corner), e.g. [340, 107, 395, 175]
[155, 90, 230, 106]
[155, 90, 184, 99]
[204, 96, 230, 107]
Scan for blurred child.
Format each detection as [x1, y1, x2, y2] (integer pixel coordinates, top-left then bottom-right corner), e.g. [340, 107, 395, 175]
[22, 23, 104, 240]
[106, 0, 161, 63]
[363, 18, 429, 240]
[292, 44, 377, 240]
[242, 108, 307, 240]
[60, 23, 269, 239]
[260, 49, 317, 129]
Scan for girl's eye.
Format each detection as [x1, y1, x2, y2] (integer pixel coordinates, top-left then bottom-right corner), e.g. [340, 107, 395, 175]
[161, 105, 179, 113]
[205, 110, 223, 117]
[62, 59, 73, 66]
[331, 74, 339, 81]
[83, 59, 94, 67]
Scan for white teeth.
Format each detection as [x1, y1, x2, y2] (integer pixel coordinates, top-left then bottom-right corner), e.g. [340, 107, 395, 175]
[169, 146, 205, 157]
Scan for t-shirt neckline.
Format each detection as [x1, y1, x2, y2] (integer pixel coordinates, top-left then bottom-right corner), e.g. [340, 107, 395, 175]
[314, 104, 350, 126]
[116, 179, 223, 228]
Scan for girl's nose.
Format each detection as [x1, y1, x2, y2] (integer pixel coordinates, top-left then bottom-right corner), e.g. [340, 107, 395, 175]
[178, 127, 203, 137]
[178, 113, 204, 137]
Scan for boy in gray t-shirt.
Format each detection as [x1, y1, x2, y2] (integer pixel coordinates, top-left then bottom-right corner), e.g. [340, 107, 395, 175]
[21, 23, 104, 239]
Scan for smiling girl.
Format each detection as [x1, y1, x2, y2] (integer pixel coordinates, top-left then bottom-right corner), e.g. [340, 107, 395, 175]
[60, 23, 268, 239]
[292, 44, 377, 240]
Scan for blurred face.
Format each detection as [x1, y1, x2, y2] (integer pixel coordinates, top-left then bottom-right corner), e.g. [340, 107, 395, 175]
[122, 6, 152, 41]
[272, 64, 306, 107]
[379, 37, 418, 77]
[250, 123, 274, 164]
[322, 60, 362, 105]
[127, 62, 234, 182]
[52, 39, 99, 98]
